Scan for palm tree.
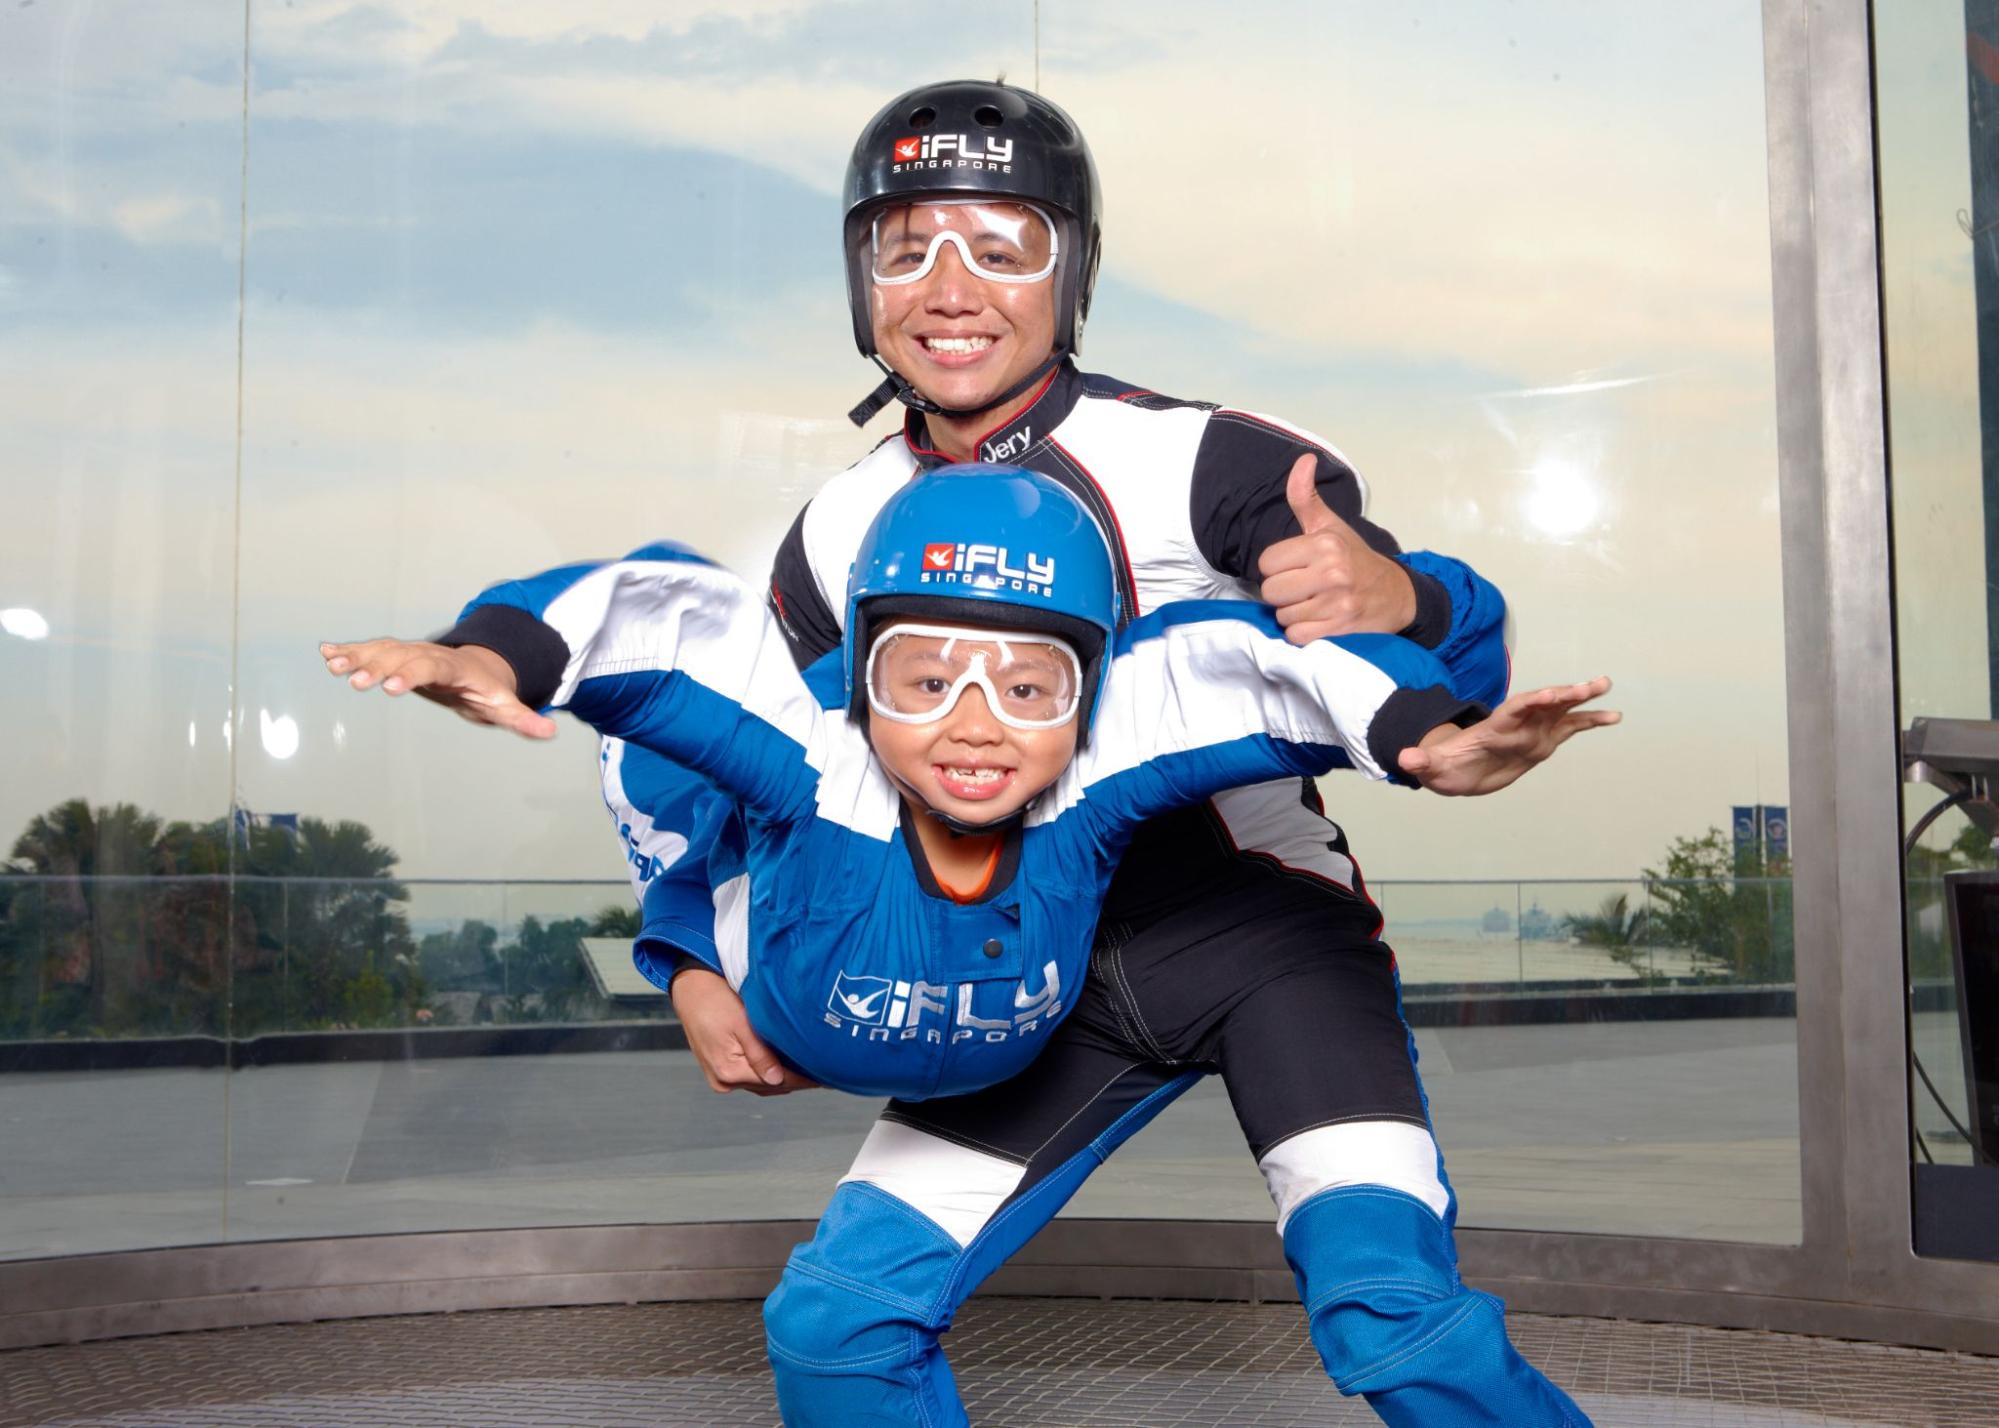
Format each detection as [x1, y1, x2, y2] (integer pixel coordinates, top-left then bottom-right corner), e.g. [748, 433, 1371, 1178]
[235, 818, 415, 1031]
[1563, 892, 1655, 976]
[7, 799, 165, 1031]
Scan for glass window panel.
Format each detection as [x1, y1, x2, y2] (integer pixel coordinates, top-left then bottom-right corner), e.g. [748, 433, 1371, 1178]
[6, 0, 1795, 1259]
[0, 2, 245, 1259]
[220, 3, 1038, 1243]
[1877, 0, 1999, 1259]
[1042, 0, 1793, 1242]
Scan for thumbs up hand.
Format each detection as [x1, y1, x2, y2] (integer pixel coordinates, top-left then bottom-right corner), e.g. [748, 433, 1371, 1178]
[1257, 454, 1418, 645]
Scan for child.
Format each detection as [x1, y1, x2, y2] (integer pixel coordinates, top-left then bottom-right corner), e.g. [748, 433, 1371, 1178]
[322, 464, 1613, 1100]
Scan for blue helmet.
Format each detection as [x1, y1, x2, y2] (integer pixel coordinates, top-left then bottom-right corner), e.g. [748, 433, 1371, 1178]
[844, 463, 1120, 743]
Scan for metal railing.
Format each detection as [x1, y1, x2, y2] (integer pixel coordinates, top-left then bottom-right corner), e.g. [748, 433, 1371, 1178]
[0, 873, 1802, 1043]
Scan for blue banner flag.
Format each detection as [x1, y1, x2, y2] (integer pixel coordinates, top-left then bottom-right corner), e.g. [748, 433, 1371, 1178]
[1732, 805, 1760, 857]
[1762, 805, 1789, 862]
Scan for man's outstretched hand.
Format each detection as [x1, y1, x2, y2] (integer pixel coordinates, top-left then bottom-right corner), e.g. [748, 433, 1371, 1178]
[1399, 677, 1619, 796]
[319, 638, 558, 740]
[1259, 453, 1419, 645]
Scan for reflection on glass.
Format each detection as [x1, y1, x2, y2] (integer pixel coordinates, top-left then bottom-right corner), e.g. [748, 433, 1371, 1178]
[2, 0, 1795, 1259]
[1521, 446, 1604, 544]
[0, 608, 50, 641]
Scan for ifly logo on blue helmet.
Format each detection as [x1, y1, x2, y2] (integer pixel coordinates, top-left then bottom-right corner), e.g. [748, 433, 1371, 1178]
[919, 542, 1056, 598]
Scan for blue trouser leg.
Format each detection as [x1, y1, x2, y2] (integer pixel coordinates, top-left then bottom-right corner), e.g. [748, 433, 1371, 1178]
[763, 1070, 1201, 1427]
[1283, 1184, 1593, 1427]
[763, 1181, 968, 1427]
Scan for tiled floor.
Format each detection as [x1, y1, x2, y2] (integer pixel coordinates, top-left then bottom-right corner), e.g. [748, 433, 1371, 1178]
[3, 1299, 1994, 1427]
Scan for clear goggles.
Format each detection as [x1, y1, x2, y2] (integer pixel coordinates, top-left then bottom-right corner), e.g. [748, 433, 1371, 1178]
[868, 200, 1060, 287]
[864, 622, 1083, 730]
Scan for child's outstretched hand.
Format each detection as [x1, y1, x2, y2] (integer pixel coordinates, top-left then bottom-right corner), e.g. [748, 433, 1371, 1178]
[319, 638, 558, 740]
[1398, 676, 1618, 796]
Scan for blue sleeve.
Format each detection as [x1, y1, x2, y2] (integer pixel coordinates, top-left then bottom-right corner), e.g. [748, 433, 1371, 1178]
[1067, 601, 1487, 833]
[1399, 550, 1510, 709]
[463, 543, 824, 826]
[599, 737, 726, 982]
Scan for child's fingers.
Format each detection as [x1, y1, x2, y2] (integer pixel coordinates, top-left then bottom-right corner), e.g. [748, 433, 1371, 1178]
[322, 638, 418, 689]
[355, 646, 434, 692]
[379, 649, 475, 696]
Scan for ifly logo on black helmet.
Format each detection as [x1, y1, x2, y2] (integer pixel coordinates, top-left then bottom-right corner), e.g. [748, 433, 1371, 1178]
[891, 133, 1015, 173]
[919, 542, 1055, 597]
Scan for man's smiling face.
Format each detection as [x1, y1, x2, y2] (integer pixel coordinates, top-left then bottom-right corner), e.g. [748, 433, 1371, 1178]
[868, 200, 1059, 417]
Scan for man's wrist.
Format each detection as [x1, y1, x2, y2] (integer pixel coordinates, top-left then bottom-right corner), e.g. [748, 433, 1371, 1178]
[1393, 563, 1451, 649]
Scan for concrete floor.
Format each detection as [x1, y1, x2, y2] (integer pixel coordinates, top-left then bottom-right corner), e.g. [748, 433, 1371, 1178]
[0, 1017, 1804, 1260]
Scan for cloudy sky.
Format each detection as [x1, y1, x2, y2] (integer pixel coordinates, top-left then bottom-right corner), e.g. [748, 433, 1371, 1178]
[0, 0, 1839, 894]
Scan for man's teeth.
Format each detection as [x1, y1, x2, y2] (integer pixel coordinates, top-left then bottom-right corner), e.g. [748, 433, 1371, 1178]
[924, 336, 993, 354]
[946, 766, 1007, 783]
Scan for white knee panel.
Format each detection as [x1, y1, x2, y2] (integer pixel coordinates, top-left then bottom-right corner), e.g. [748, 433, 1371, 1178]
[839, 1119, 1028, 1248]
[1258, 1120, 1450, 1234]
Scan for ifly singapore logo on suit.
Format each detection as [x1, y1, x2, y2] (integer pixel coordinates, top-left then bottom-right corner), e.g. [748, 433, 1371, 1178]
[825, 967, 1064, 1046]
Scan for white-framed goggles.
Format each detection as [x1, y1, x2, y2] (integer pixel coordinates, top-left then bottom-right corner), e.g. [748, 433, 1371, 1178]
[868, 200, 1060, 287]
[864, 621, 1083, 730]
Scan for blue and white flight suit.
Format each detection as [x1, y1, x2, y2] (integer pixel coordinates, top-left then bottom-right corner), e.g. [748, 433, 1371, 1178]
[445, 362, 1592, 1426]
[450, 544, 1474, 1102]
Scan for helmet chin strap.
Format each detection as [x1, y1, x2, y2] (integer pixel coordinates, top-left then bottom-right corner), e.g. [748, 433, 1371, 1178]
[847, 350, 1066, 429]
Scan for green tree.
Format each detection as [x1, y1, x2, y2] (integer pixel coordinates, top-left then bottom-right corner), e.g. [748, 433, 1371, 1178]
[589, 903, 641, 939]
[419, 919, 501, 993]
[5, 799, 168, 1034]
[234, 818, 419, 1031]
[1642, 827, 1793, 983]
[0, 800, 421, 1038]
[502, 915, 599, 1022]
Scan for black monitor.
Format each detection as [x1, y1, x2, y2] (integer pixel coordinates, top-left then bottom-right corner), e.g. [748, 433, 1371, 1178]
[1947, 870, 1999, 1165]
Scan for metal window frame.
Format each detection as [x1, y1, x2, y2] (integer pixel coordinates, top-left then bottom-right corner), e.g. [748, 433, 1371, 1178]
[6, 0, 1999, 1356]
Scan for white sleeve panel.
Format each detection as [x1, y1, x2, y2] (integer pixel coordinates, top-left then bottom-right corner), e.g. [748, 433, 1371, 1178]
[1049, 397, 1225, 610]
[712, 872, 752, 991]
[540, 556, 827, 763]
[598, 737, 692, 902]
[799, 446, 920, 635]
[1048, 615, 1399, 824]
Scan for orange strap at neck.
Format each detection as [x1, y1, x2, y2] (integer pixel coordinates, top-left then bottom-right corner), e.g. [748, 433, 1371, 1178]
[936, 836, 1004, 905]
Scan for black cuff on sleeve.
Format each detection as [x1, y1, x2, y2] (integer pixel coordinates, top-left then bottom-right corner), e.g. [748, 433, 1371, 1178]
[1368, 685, 1487, 787]
[435, 604, 571, 710]
[1397, 567, 1452, 650]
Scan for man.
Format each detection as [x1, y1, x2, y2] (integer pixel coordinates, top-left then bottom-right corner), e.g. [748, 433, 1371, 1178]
[470, 80, 1594, 1427]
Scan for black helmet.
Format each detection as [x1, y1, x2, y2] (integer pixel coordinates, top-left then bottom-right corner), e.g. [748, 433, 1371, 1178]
[841, 80, 1102, 425]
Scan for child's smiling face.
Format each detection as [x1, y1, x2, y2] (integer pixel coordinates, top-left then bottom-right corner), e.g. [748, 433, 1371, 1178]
[864, 618, 1082, 826]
